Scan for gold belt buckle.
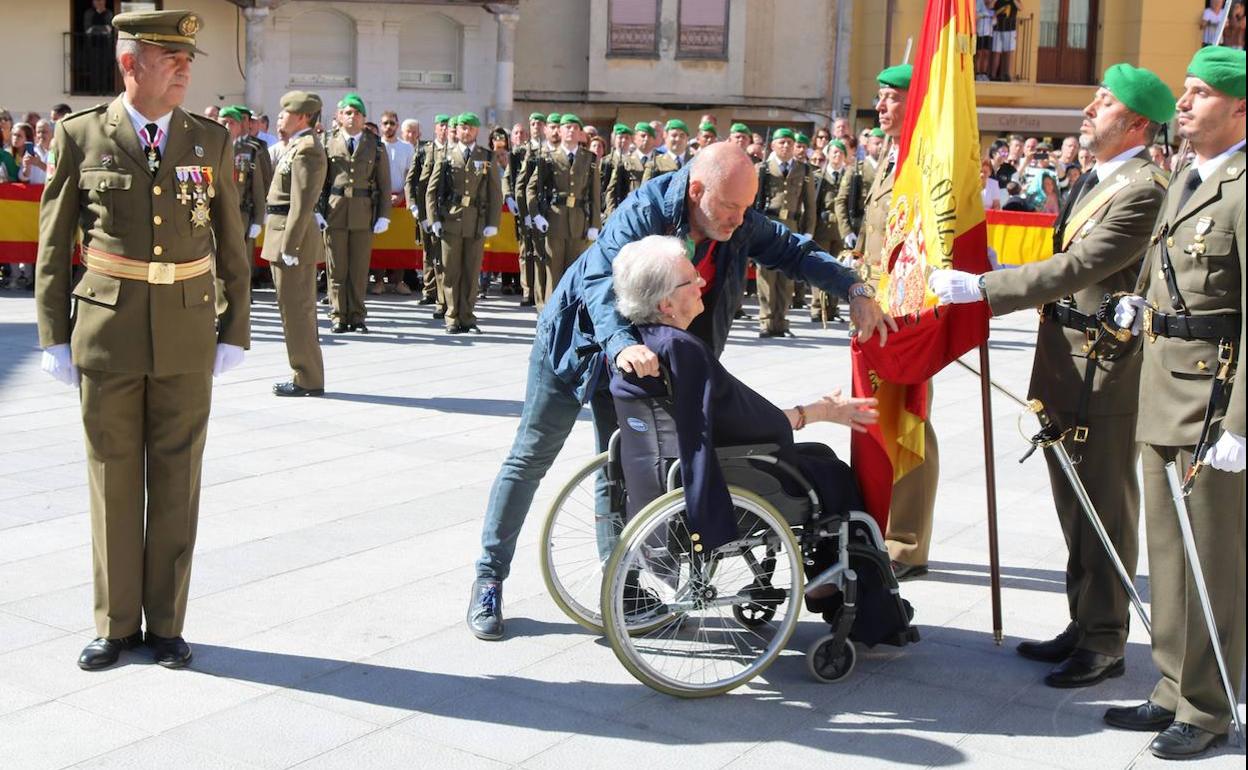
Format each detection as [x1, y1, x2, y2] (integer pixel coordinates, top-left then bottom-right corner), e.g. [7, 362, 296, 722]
[1142, 306, 1156, 343]
[461, 194, 472, 207]
[344, 185, 354, 196]
[567, 194, 576, 207]
[1073, 426, 1090, 443]
[147, 262, 176, 285]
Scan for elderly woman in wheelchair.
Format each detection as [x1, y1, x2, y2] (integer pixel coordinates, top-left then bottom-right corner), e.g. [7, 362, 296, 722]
[540, 235, 919, 697]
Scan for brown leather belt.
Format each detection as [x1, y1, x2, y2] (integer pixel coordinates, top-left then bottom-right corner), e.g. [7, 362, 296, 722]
[83, 246, 212, 285]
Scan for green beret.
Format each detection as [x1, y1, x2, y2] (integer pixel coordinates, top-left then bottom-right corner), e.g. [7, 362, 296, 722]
[225, 104, 252, 117]
[434, 113, 451, 125]
[730, 122, 751, 135]
[1188, 45, 1247, 99]
[113, 10, 205, 55]
[794, 132, 810, 144]
[279, 90, 322, 117]
[829, 139, 848, 155]
[634, 122, 656, 137]
[337, 93, 366, 115]
[698, 121, 717, 135]
[1102, 63, 1176, 124]
[547, 112, 562, 123]
[528, 112, 545, 122]
[612, 122, 631, 135]
[772, 127, 795, 140]
[458, 112, 481, 128]
[219, 106, 247, 122]
[869, 127, 886, 138]
[878, 63, 913, 90]
[665, 118, 690, 134]
[559, 113, 582, 126]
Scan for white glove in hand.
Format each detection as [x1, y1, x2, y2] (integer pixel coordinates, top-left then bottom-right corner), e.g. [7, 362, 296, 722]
[533, 214, 549, 233]
[505, 196, 518, 214]
[40, 343, 78, 387]
[524, 215, 533, 228]
[929, 269, 983, 304]
[373, 217, 390, 235]
[247, 223, 262, 240]
[835, 252, 857, 268]
[431, 221, 443, 238]
[1204, 431, 1246, 473]
[212, 343, 245, 378]
[314, 213, 328, 232]
[1113, 295, 1147, 336]
[281, 253, 298, 266]
[483, 226, 499, 238]
[587, 227, 599, 241]
[802, 233, 814, 241]
[843, 232, 858, 249]
[421, 219, 432, 233]
[408, 204, 420, 218]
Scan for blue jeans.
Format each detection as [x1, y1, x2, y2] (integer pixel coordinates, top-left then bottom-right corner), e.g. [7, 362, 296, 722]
[476, 328, 618, 580]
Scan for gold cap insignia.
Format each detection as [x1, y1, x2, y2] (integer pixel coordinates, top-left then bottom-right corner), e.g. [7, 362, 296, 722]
[179, 15, 201, 37]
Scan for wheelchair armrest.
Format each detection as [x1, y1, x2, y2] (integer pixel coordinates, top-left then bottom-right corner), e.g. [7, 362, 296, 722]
[715, 443, 782, 461]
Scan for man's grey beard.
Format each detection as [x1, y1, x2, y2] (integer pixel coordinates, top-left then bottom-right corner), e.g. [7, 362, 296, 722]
[1079, 115, 1128, 154]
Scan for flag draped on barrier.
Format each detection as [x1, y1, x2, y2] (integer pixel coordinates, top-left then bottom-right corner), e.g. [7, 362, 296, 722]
[850, 0, 991, 529]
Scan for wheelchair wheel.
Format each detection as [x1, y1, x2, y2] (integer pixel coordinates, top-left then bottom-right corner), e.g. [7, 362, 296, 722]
[601, 487, 803, 698]
[539, 451, 615, 632]
[806, 633, 856, 683]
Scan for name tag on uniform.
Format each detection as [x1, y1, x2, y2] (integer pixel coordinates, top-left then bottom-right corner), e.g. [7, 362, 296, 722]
[461, 194, 472, 207]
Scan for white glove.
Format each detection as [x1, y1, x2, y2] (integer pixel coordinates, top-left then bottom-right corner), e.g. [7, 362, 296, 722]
[40, 343, 78, 387]
[1113, 295, 1147, 336]
[835, 252, 857, 268]
[314, 213, 328, 232]
[421, 219, 432, 233]
[373, 217, 390, 235]
[929, 269, 983, 305]
[844, 232, 858, 249]
[1204, 431, 1246, 473]
[802, 233, 814, 240]
[483, 226, 499, 238]
[533, 214, 549, 233]
[587, 227, 599, 241]
[281, 253, 298, 266]
[505, 196, 518, 214]
[212, 343, 245, 378]
[408, 204, 420, 218]
[431, 221, 443, 238]
[247, 223, 261, 240]
[524, 215, 533, 228]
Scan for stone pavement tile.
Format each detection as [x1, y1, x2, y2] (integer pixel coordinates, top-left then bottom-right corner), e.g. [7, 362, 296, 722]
[162, 693, 376, 770]
[0, 679, 49, 718]
[0, 632, 153, 699]
[189, 633, 355, 693]
[0, 512, 87, 565]
[298, 729, 509, 770]
[0, 544, 92, 605]
[870, 629, 1038, 705]
[62, 664, 269, 733]
[0, 487, 88, 523]
[519, 717, 756, 770]
[0, 701, 150, 770]
[1, 581, 94, 634]
[959, 700, 1156, 769]
[494, 635, 661, 718]
[69, 735, 265, 769]
[262, 583, 438, 663]
[0, 609, 68, 653]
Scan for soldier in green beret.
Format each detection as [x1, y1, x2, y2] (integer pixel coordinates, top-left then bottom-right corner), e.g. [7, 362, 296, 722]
[697, 120, 718, 150]
[323, 93, 390, 334]
[650, 118, 691, 177]
[1104, 45, 1246, 760]
[35, 9, 250, 671]
[216, 105, 271, 296]
[606, 121, 658, 215]
[425, 111, 502, 332]
[601, 122, 633, 219]
[811, 137, 852, 322]
[510, 111, 553, 306]
[729, 122, 751, 150]
[933, 62, 1175, 691]
[753, 126, 816, 337]
[406, 113, 451, 313]
[545, 113, 563, 149]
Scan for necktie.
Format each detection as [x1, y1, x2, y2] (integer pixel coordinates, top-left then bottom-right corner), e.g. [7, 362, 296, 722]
[142, 123, 161, 173]
[463, 147, 472, 163]
[781, 162, 790, 176]
[348, 137, 356, 155]
[1177, 168, 1202, 211]
[568, 152, 575, 166]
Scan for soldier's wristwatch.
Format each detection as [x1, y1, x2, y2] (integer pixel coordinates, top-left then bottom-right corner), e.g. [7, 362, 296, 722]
[848, 283, 876, 301]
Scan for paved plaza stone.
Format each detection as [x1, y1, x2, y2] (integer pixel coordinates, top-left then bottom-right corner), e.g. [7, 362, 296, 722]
[0, 289, 1242, 769]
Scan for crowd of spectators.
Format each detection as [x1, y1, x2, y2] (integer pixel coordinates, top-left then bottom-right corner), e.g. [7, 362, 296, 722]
[0, 103, 70, 288]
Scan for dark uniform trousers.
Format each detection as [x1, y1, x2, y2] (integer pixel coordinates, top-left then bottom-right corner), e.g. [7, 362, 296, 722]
[81, 369, 212, 638]
[272, 259, 324, 390]
[443, 234, 485, 327]
[756, 266, 793, 332]
[541, 236, 587, 304]
[885, 381, 939, 566]
[518, 232, 536, 302]
[422, 229, 446, 308]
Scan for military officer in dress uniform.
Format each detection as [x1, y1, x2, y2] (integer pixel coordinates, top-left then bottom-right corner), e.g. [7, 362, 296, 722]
[322, 93, 390, 334]
[263, 92, 328, 398]
[407, 113, 450, 315]
[600, 122, 632, 219]
[35, 10, 250, 670]
[508, 112, 546, 306]
[931, 64, 1175, 688]
[811, 138, 850, 322]
[852, 64, 940, 581]
[1105, 46, 1246, 761]
[754, 127, 816, 337]
[526, 113, 601, 305]
[425, 112, 502, 334]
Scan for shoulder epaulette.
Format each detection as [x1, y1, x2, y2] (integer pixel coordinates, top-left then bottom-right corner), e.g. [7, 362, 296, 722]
[61, 103, 108, 124]
[188, 112, 228, 134]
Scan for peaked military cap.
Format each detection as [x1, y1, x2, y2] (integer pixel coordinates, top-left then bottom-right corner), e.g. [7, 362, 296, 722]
[772, 127, 795, 140]
[559, 113, 583, 126]
[337, 93, 366, 115]
[1102, 63, 1176, 124]
[730, 122, 751, 135]
[634, 121, 657, 137]
[458, 112, 482, 127]
[280, 91, 322, 117]
[665, 118, 690, 134]
[878, 63, 913, 90]
[113, 10, 206, 55]
[1188, 45, 1247, 98]
[699, 121, 717, 135]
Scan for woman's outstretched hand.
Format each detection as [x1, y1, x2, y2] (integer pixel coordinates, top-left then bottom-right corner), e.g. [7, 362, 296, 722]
[816, 388, 878, 433]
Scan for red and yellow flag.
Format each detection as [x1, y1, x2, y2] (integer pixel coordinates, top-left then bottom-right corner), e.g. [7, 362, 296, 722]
[851, 0, 991, 530]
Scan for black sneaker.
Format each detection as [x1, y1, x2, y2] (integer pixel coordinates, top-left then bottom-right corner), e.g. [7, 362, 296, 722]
[467, 578, 504, 640]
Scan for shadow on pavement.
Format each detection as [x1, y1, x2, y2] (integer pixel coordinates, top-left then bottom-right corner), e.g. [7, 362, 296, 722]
[926, 560, 1152, 603]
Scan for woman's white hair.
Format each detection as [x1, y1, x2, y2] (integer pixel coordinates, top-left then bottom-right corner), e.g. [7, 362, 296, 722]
[613, 235, 689, 325]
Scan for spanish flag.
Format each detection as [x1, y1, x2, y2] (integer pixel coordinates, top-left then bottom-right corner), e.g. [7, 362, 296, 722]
[851, 0, 991, 530]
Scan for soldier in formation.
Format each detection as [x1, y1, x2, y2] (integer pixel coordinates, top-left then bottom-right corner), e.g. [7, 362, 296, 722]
[526, 114, 600, 305]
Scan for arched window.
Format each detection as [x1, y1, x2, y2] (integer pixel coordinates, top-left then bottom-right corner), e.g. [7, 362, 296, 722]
[399, 14, 462, 89]
[290, 9, 355, 87]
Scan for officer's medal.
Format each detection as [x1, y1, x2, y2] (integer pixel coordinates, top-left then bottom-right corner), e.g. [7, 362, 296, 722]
[1188, 217, 1212, 256]
[188, 167, 211, 228]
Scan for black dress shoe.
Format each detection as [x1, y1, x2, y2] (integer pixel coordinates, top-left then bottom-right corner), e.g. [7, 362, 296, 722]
[890, 560, 929, 581]
[318, 296, 330, 305]
[331, 322, 349, 334]
[758, 330, 777, 338]
[1104, 701, 1176, 731]
[463, 324, 483, 334]
[445, 325, 463, 335]
[467, 578, 504, 640]
[1044, 648, 1125, 688]
[355, 323, 370, 334]
[417, 296, 436, 305]
[1017, 624, 1079, 662]
[432, 309, 447, 320]
[1150, 722, 1227, 759]
[145, 633, 192, 669]
[520, 298, 536, 307]
[273, 381, 324, 397]
[77, 632, 143, 671]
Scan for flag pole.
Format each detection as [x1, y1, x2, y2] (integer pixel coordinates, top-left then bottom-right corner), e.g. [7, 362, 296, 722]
[977, 342, 1005, 645]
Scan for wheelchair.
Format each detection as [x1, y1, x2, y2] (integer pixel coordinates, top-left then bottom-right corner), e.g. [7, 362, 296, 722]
[540, 385, 919, 698]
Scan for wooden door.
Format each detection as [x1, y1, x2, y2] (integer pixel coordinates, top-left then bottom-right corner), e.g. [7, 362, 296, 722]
[1036, 0, 1098, 85]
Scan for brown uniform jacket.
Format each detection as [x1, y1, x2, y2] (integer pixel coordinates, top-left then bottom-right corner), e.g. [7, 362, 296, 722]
[756, 157, 816, 235]
[232, 135, 269, 231]
[984, 153, 1166, 416]
[834, 156, 879, 242]
[404, 140, 440, 226]
[525, 146, 602, 240]
[644, 150, 682, 183]
[427, 143, 503, 238]
[607, 150, 655, 209]
[35, 97, 250, 375]
[323, 129, 390, 230]
[262, 131, 329, 265]
[813, 165, 845, 253]
[858, 157, 895, 286]
[1135, 150, 1246, 444]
